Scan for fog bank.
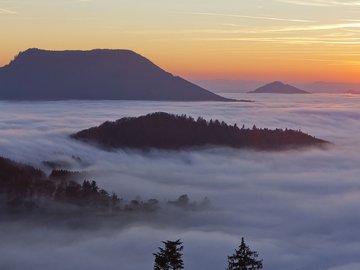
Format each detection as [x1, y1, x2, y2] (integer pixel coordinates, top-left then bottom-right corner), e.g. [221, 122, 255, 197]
[1, 94, 360, 270]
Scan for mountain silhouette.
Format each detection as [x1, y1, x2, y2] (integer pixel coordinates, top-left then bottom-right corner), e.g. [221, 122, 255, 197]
[0, 49, 232, 101]
[249, 81, 310, 94]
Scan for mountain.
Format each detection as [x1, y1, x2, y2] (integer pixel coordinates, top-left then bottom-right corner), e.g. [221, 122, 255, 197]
[191, 79, 360, 94]
[71, 112, 329, 151]
[249, 81, 310, 94]
[0, 48, 231, 101]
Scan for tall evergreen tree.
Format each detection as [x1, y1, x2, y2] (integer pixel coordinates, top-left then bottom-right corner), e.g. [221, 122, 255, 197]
[153, 239, 184, 270]
[227, 238, 263, 270]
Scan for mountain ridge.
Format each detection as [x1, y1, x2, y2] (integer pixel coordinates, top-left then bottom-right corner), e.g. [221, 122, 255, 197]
[0, 48, 232, 101]
[249, 81, 310, 94]
[195, 79, 360, 94]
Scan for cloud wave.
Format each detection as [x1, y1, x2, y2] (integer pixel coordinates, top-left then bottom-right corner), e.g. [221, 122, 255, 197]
[1, 94, 360, 270]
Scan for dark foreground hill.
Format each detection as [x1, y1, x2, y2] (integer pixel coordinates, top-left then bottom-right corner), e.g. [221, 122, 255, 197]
[71, 112, 328, 151]
[249, 81, 310, 94]
[0, 48, 232, 101]
[0, 156, 121, 211]
[0, 156, 203, 219]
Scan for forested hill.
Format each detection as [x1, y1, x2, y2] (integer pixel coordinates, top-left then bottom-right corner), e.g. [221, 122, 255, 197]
[0, 156, 203, 215]
[0, 156, 122, 211]
[71, 112, 329, 150]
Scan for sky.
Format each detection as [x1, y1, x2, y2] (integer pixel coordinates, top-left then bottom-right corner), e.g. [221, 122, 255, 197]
[1, 0, 360, 83]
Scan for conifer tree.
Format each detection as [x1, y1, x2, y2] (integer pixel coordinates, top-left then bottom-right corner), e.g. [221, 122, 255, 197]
[227, 238, 263, 270]
[153, 239, 184, 270]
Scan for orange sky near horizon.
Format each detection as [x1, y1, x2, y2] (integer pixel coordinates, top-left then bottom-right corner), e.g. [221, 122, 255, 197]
[1, 0, 360, 83]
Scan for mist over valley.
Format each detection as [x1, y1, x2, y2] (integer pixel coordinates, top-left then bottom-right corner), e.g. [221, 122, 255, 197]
[1, 94, 360, 270]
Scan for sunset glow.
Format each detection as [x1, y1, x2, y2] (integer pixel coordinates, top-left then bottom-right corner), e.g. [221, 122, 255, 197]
[2, 2, 360, 270]
[1, 0, 360, 83]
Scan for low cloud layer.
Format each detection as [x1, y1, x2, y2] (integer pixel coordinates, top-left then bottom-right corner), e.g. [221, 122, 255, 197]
[1, 93, 360, 270]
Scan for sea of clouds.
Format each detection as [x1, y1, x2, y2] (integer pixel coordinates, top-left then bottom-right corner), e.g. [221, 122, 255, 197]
[0, 93, 360, 270]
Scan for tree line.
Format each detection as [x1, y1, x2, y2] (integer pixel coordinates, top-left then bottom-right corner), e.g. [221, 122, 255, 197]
[0, 156, 206, 213]
[153, 238, 263, 270]
[72, 112, 328, 151]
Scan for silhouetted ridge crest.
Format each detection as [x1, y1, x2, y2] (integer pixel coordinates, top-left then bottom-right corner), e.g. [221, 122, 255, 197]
[71, 112, 328, 150]
[249, 81, 309, 94]
[0, 48, 232, 101]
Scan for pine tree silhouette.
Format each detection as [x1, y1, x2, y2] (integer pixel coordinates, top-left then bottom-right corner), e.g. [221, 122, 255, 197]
[227, 238, 263, 270]
[153, 239, 184, 270]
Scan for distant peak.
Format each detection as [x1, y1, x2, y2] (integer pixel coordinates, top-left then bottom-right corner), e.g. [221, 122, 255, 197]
[250, 81, 309, 94]
[269, 81, 286, 86]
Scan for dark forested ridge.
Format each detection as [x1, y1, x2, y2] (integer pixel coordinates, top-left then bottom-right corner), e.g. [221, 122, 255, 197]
[0, 156, 204, 219]
[0, 156, 122, 212]
[0, 48, 233, 101]
[71, 112, 329, 151]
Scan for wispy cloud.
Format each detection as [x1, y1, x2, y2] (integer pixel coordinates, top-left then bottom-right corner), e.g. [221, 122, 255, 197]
[267, 23, 360, 32]
[280, 58, 360, 66]
[181, 36, 360, 46]
[185, 12, 314, 23]
[0, 7, 16, 14]
[126, 22, 360, 38]
[277, 0, 360, 7]
[219, 22, 360, 33]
